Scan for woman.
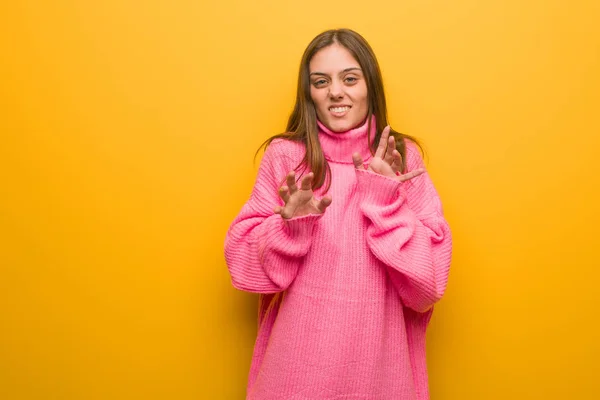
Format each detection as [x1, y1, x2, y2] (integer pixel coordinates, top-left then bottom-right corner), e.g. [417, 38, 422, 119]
[224, 28, 452, 400]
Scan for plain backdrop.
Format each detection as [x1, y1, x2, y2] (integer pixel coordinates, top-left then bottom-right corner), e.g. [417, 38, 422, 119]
[1, 1, 599, 399]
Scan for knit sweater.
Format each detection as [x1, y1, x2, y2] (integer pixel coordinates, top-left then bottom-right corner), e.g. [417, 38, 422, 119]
[224, 118, 452, 399]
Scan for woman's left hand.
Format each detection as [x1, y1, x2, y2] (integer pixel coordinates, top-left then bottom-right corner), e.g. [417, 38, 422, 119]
[352, 125, 426, 182]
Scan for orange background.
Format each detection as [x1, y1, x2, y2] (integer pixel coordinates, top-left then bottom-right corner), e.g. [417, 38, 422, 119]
[1, 1, 599, 399]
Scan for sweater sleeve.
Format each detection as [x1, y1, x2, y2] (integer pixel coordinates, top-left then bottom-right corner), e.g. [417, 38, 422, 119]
[224, 141, 323, 294]
[355, 143, 452, 313]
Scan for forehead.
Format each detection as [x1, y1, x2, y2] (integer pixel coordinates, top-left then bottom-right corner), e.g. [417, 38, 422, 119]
[309, 44, 360, 72]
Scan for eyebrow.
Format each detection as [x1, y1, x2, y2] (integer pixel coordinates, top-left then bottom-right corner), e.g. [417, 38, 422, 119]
[309, 67, 362, 77]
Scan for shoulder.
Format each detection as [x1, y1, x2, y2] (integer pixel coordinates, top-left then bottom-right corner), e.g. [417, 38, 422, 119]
[267, 137, 305, 154]
[263, 137, 305, 164]
[258, 137, 305, 179]
[403, 138, 425, 170]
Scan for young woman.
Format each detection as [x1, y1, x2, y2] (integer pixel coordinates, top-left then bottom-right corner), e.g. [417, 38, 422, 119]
[224, 28, 452, 400]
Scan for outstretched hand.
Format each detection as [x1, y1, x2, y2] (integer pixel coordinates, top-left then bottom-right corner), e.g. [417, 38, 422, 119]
[352, 126, 425, 182]
[273, 171, 332, 219]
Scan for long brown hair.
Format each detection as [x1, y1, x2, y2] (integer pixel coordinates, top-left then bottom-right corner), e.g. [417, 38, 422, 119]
[258, 28, 423, 191]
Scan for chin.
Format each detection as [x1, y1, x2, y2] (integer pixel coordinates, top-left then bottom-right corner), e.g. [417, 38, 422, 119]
[324, 118, 357, 133]
[332, 120, 360, 132]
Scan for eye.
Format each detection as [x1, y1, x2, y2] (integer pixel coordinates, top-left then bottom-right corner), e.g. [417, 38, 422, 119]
[313, 79, 328, 87]
[345, 76, 358, 84]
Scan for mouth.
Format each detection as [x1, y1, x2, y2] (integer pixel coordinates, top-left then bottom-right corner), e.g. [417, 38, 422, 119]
[329, 105, 351, 117]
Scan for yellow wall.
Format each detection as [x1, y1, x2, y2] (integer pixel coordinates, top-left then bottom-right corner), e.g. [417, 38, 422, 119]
[1, 1, 599, 399]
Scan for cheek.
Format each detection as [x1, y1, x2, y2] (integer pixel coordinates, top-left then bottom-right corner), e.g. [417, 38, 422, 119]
[309, 88, 318, 105]
[353, 93, 368, 112]
[358, 85, 369, 106]
[310, 89, 327, 109]
[349, 84, 368, 106]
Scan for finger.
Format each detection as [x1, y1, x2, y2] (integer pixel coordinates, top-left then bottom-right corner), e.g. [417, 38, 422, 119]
[397, 168, 426, 182]
[280, 206, 294, 219]
[390, 150, 403, 174]
[352, 153, 365, 170]
[273, 205, 282, 214]
[384, 135, 396, 165]
[300, 173, 314, 190]
[286, 171, 298, 194]
[316, 195, 332, 213]
[375, 126, 391, 158]
[278, 186, 291, 203]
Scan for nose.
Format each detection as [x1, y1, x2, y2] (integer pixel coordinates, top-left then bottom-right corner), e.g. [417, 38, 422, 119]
[328, 80, 344, 99]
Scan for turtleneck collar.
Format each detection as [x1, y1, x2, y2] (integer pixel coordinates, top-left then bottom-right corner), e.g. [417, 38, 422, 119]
[317, 116, 376, 164]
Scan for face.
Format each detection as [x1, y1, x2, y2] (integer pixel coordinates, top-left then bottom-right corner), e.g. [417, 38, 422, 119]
[309, 43, 369, 133]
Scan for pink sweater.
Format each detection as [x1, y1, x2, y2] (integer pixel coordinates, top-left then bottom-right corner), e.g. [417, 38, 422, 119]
[224, 119, 452, 399]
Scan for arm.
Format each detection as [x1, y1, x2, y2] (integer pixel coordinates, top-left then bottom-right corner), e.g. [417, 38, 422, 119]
[355, 142, 452, 312]
[224, 142, 325, 293]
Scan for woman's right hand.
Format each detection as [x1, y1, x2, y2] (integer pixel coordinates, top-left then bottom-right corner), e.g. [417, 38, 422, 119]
[273, 171, 332, 219]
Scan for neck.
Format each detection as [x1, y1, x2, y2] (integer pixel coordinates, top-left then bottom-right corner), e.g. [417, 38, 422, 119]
[317, 116, 375, 164]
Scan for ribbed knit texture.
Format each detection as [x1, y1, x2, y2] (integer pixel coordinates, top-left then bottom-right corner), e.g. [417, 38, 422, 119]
[224, 118, 452, 400]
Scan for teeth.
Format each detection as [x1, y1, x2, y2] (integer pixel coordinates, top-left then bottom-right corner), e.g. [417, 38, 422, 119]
[330, 106, 350, 113]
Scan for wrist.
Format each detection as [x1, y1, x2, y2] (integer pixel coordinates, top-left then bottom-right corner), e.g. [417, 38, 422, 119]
[356, 169, 404, 205]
